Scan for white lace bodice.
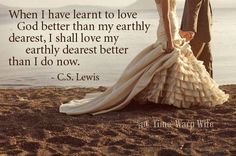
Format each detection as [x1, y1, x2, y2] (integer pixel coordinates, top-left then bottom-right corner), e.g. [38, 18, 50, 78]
[155, 1, 180, 43]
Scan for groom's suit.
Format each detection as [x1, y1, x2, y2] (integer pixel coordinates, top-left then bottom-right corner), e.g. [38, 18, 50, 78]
[181, 0, 213, 78]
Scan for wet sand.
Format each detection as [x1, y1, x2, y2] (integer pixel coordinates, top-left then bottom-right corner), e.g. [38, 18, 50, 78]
[0, 85, 235, 155]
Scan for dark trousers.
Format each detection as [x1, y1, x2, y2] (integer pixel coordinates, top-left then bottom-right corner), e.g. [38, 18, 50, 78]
[190, 38, 213, 78]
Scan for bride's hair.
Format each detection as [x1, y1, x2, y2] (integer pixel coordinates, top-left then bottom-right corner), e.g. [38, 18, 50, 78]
[155, 0, 176, 10]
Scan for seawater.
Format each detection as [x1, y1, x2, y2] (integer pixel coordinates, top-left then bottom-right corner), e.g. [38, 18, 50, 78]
[0, 8, 235, 88]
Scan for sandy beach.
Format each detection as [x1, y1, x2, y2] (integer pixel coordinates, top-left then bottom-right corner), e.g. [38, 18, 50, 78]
[0, 85, 235, 155]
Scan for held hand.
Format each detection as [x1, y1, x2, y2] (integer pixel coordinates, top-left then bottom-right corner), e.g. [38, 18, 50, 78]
[179, 30, 195, 41]
[187, 31, 195, 41]
[165, 41, 175, 54]
[179, 30, 187, 38]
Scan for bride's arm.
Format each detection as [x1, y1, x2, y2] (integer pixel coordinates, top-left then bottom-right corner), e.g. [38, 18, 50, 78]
[159, 0, 174, 53]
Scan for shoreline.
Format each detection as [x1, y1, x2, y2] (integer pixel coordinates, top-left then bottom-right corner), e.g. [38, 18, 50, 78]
[0, 83, 235, 89]
[0, 85, 109, 90]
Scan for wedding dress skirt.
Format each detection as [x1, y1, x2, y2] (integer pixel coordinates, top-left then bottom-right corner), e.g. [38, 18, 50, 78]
[59, 39, 229, 116]
[59, 2, 229, 116]
[133, 41, 228, 108]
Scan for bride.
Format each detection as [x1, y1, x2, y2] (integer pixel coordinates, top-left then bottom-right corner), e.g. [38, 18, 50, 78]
[59, 0, 229, 115]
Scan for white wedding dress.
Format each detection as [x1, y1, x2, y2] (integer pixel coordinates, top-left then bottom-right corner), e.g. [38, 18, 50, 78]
[59, 1, 229, 116]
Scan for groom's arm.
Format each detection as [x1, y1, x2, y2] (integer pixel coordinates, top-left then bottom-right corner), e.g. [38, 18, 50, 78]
[181, 0, 203, 32]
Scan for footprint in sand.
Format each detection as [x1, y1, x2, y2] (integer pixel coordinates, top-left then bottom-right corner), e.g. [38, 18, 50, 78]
[102, 130, 118, 137]
[186, 134, 200, 141]
[231, 94, 236, 99]
[107, 146, 119, 153]
[0, 135, 8, 147]
[31, 131, 46, 141]
[112, 140, 126, 146]
[44, 125, 65, 132]
[47, 136, 86, 147]
[149, 129, 166, 136]
[211, 108, 235, 114]
[158, 149, 181, 156]
[19, 141, 40, 152]
[178, 128, 191, 135]
[101, 139, 126, 147]
[122, 143, 137, 150]
[230, 150, 236, 155]
[164, 134, 178, 139]
[196, 109, 212, 116]
[217, 130, 236, 138]
[88, 139, 100, 147]
[161, 116, 173, 122]
[6, 149, 23, 155]
[181, 143, 192, 154]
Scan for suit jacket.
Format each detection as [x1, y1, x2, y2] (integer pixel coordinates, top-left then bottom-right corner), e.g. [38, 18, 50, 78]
[181, 0, 212, 42]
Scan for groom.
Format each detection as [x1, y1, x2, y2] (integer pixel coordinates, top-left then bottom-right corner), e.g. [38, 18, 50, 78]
[180, 0, 213, 78]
